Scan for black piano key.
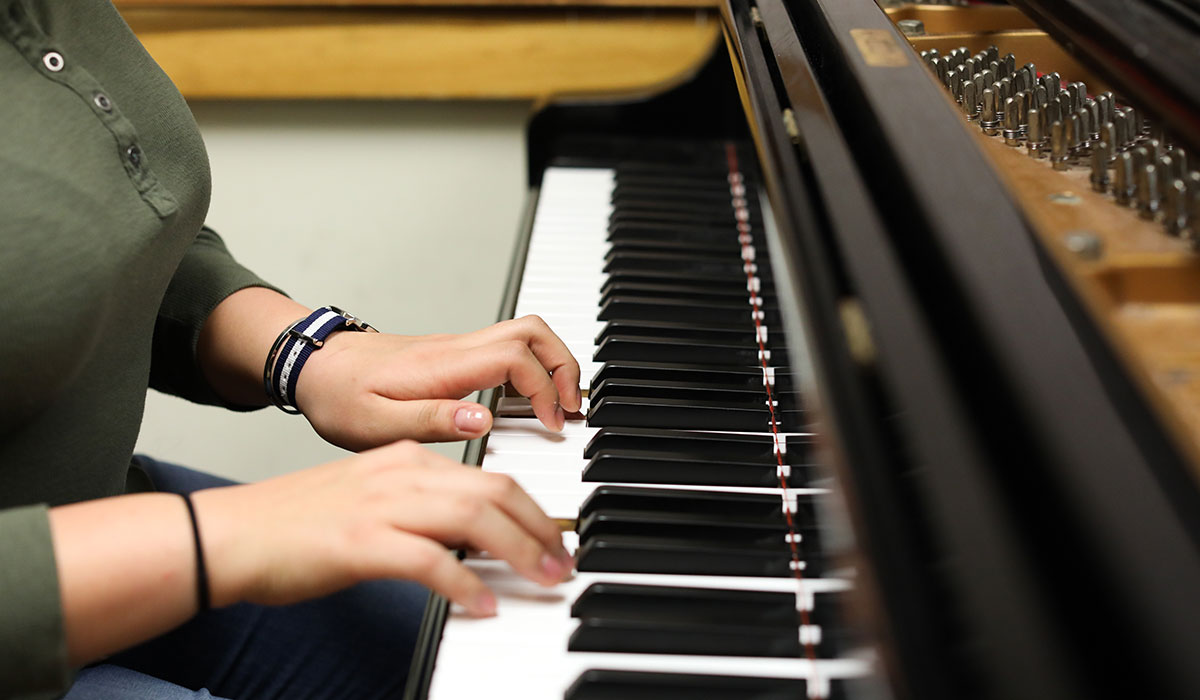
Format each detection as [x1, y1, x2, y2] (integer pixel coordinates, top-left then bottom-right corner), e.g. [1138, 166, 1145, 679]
[609, 210, 758, 230]
[611, 182, 758, 202]
[576, 509, 818, 546]
[608, 221, 766, 245]
[599, 281, 775, 306]
[589, 362, 795, 395]
[603, 250, 769, 278]
[565, 670, 809, 700]
[588, 395, 801, 432]
[574, 534, 822, 577]
[595, 319, 773, 345]
[598, 297, 781, 326]
[590, 378, 798, 410]
[583, 449, 809, 488]
[582, 426, 808, 462]
[605, 267, 772, 287]
[570, 583, 802, 626]
[606, 238, 751, 258]
[568, 618, 816, 657]
[593, 336, 763, 365]
[594, 334, 783, 365]
[577, 486, 817, 526]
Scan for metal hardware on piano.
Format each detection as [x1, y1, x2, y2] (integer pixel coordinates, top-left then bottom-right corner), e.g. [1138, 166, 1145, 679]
[407, 2, 1200, 699]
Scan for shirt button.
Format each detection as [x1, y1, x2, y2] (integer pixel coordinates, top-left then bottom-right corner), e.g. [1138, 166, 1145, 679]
[126, 145, 142, 168]
[93, 93, 112, 112]
[42, 51, 64, 72]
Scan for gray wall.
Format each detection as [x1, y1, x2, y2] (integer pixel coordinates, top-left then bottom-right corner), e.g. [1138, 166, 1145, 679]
[134, 100, 532, 482]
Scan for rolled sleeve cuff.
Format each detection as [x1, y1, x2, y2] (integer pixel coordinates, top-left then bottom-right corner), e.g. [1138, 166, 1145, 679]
[0, 504, 70, 698]
[150, 226, 287, 409]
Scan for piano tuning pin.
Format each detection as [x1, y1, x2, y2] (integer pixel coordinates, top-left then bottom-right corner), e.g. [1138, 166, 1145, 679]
[1066, 113, 1083, 163]
[1074, 109, 1092, 158]
[1137, 164, 1162, 220]
[1015, 91, 1030, 133]
[981, 88, 999, 135]
[1024, 61, 1037, 79]
[1004, 52, 1016, 76]
[1100, 121, 1118, 161]
[1045, 98, 1062, 128]
[1064, 83, 1079, 111]
[999, 76, 1012, 101]
[1157, 156, 1175, 200]
[1085, 100, 1101, 141]
[1012, 70, 1026, 94]
[1034, 84, 1049, 110]
[1027, 108, 1047, 158]
[1143, 139, 1161, 167]
[962, 80, 979, 121]
[1114, 152, 1136, 205]
[1003, 98, 1022, 146]
[1165, 179, 1189, 236]
[1051, 120, 1070, 171]
[1131, 146, 1151, 176]
[1173, 148, 1189, 179]
[1091, 142, 1112, 192]
[1113, 111, 1130, 151]
[986, 45, 999, 64]
[1103, 92, 1117, 124]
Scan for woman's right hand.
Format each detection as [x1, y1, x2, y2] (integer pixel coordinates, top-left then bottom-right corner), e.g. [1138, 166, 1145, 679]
[191, 439, 571, 616]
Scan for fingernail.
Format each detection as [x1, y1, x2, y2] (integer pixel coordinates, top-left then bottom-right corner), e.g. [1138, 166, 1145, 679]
[472, 590, 497, 617]
[554, 403, 565, 431]
[455, 407, 488, 433]
[540, 552, 565, 581]
[576, 385, 584, 409]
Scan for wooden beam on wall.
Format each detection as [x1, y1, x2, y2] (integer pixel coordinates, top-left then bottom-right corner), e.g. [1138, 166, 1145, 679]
[118, 6, 721, 100]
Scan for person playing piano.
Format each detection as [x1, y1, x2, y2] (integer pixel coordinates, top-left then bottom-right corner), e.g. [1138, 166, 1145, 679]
[0, 1, 579, 698]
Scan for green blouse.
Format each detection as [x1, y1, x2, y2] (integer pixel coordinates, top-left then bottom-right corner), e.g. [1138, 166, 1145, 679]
[0, 1, 276, 696]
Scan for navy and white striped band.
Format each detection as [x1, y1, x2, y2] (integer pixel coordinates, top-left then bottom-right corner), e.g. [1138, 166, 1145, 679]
[265, 306, 376, 414]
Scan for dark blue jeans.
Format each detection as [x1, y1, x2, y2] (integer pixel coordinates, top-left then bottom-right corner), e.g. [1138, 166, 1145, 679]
[63, 457, 430, 700]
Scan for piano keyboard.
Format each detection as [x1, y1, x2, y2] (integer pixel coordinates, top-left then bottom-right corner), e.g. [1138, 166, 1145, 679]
[427, 144, 872, 699]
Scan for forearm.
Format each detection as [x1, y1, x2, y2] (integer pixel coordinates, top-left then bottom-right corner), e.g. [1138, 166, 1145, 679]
[197, 287, 310, 406]
[48, 493, 209, 666]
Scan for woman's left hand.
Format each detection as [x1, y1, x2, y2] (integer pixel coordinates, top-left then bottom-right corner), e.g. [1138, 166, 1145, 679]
[293, 315, 582, 450]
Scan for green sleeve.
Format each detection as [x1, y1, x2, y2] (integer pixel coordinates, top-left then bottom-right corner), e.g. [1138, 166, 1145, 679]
[0, 504, 70, 699]
[149, 226, 287, 409]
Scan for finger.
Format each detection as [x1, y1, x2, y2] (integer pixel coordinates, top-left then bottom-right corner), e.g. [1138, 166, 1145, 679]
[399, 498, 568, 586]
[366, 532, 497, 617]
[465, 316, 583, 412]
[353, 397, 492, 445]
[457, 341, 562, 431]
[439, 469, 569, 561]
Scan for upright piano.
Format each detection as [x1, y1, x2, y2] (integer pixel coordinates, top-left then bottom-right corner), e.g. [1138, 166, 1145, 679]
[406, 1, 1200, 699]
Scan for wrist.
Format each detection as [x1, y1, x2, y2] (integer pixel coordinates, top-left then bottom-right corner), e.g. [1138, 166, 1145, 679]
[198, 289, 311, 406]
[187, 487, 254, 609]
[263, 306, 377, 414]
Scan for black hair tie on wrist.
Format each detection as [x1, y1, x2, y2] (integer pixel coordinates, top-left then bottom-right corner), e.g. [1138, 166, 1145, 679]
[180, 493, 211, 612]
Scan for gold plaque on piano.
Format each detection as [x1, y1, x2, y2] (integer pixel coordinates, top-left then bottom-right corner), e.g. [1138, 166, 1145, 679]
[849, 28, 909, 68]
